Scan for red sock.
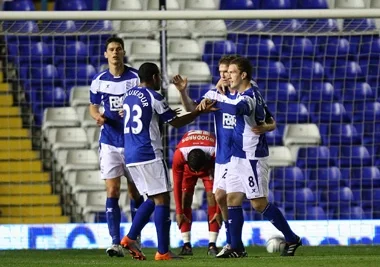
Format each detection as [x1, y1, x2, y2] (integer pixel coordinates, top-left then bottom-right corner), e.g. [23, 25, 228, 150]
[181, 207, 192, 232]
[208, 206, 219, 233]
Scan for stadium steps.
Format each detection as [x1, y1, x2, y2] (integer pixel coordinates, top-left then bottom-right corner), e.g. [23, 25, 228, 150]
[0, 216, 70, 224]
[0, 184, 52, 195]
[0, 82, 68, 224]
[0, 206, 62, 217]
[0, 173, 50, 182]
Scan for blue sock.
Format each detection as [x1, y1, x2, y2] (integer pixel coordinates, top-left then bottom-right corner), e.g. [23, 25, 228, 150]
[228, 206, 244, 251]
[130, 195, 145, 222]
[127, 199, 155, 240]
[262, 203, 297, 243]
[154, 205, 171, 254]
[106, 197, 121, 245]
[224, 220, 231, 245]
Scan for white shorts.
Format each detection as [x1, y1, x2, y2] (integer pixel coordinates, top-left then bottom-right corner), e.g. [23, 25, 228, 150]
[127, 160, 172, 196]
[226, 156, 269, 199]
[213, 163, 228, 193]
[99, 143, 128, 180]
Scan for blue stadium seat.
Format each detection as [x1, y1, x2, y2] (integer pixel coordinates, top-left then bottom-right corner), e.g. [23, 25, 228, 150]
[55, 41, 90, 66]
[257, 61, 287, 81]
[18, 41, 53, 66]
[31, 64, 59, 84]
[270, 166, 305, 190]
[308, 19, 339, 35]
[342, 82, 375, 105]
[265, 125, 284, 146]
[188, 83, 214, 101]
[247, 39, 278, 60]
[192, 209, 208, 221]
[204, 40, 237, 55]
[352, 102, 380, 122]
[298, 0, 328, 9]
[343, 19, 377, 32]
[301, 82, 336, 106]
[296, 146, 335, 168]
[264, 82, 298, 102]
[351, 166, 380, 189]
[339, 206, 367, 219]
[55, 0, 89, 10]
[319, 124, 361, 146]
[306, 206, 327, 220]
[220, 0, 258, 9]
[285, 188, 316, 216]
[85, 0, 108, 10]
[38, 86, 69, 107]
[311, 102, 351, 124]
[3, 0, 35, 10]
[331, 145, 372, 168]
[62, 64, 97, 88]
[307, 166, 344, 191]
[276, 103, 309, 123]
[261, 0, 292, 9]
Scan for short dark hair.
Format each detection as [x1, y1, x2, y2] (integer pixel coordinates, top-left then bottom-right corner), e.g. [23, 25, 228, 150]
[105, 36, 125, 51]
[138, 62, 159, 82]
[219, 55, 239, 66]
[230, 57, 252, 80]
[188, 149, 207, 172]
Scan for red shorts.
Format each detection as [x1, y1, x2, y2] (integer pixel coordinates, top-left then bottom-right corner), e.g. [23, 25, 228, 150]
[181, 174, 213, 193]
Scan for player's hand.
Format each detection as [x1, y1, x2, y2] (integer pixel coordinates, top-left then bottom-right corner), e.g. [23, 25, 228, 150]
[196, 99, 218, 113]
[176, 213, 191, 229]
[252, 122, 269, 135]
[215, 78, 227, 95]
[172, 75, 188, 92]
[118, 109, 124, 118]
[209, 213, 222, 228]
[173, 107, 182, 115]
[95, 114, 106, 126]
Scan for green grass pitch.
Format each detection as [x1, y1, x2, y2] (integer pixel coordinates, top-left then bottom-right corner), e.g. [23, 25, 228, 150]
[1, 246, 380, 267]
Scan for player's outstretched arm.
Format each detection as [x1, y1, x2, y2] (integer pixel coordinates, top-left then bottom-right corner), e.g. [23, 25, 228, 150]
[89, 104, 106, 126]
[172, 75, 197, 112]
[169, 100, 217, 128]
[252, 113, 276, 135]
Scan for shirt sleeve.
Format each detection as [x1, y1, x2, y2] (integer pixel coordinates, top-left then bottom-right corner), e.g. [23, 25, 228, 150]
[152, 92, 177, 123]
[172, 149, 185, 214]
[90, 77, 101, 105]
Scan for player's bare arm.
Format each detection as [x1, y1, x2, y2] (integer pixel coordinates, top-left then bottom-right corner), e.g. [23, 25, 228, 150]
[89, 104, 106, 126]
[169, 100, 216, 128]
[172, 74, 197, 112]
[196, 98, 217, 112]
[252, 116, 276, 135]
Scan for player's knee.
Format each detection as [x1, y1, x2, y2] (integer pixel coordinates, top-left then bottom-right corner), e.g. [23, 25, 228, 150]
[226, 192, 244, 206]
[215, 189, 226, 205]
[250, 197, 268, 213]
[107, 185, 121, 198]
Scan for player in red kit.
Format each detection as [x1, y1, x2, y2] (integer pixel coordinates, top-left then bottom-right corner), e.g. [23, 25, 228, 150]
[172, 130, 221, 256]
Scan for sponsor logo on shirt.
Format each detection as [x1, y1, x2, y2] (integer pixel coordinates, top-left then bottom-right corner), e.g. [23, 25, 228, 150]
[222, 113, 236, 129]
[109, 96, 123, 111]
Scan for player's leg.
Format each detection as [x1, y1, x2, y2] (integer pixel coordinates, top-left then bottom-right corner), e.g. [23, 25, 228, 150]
[125, 169, 146, 247]
[247, 158, 301, 256]
[203, 178, 220, 256]
[143, 160, 182, 260]
[216, 157, 246, 258]
[100, 144, 125, 257]
[120, 165, 154, 260]
[213, 164, 231, 255]
[178, 176, 196, 256]
[125, 169, 145, 222]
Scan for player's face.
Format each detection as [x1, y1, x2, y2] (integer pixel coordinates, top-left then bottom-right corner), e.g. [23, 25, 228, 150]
[219, 64, 230, 87]
[228, 64, 242, 89]
[104, 42, 125, 66]
[153, 72, 161, 91]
